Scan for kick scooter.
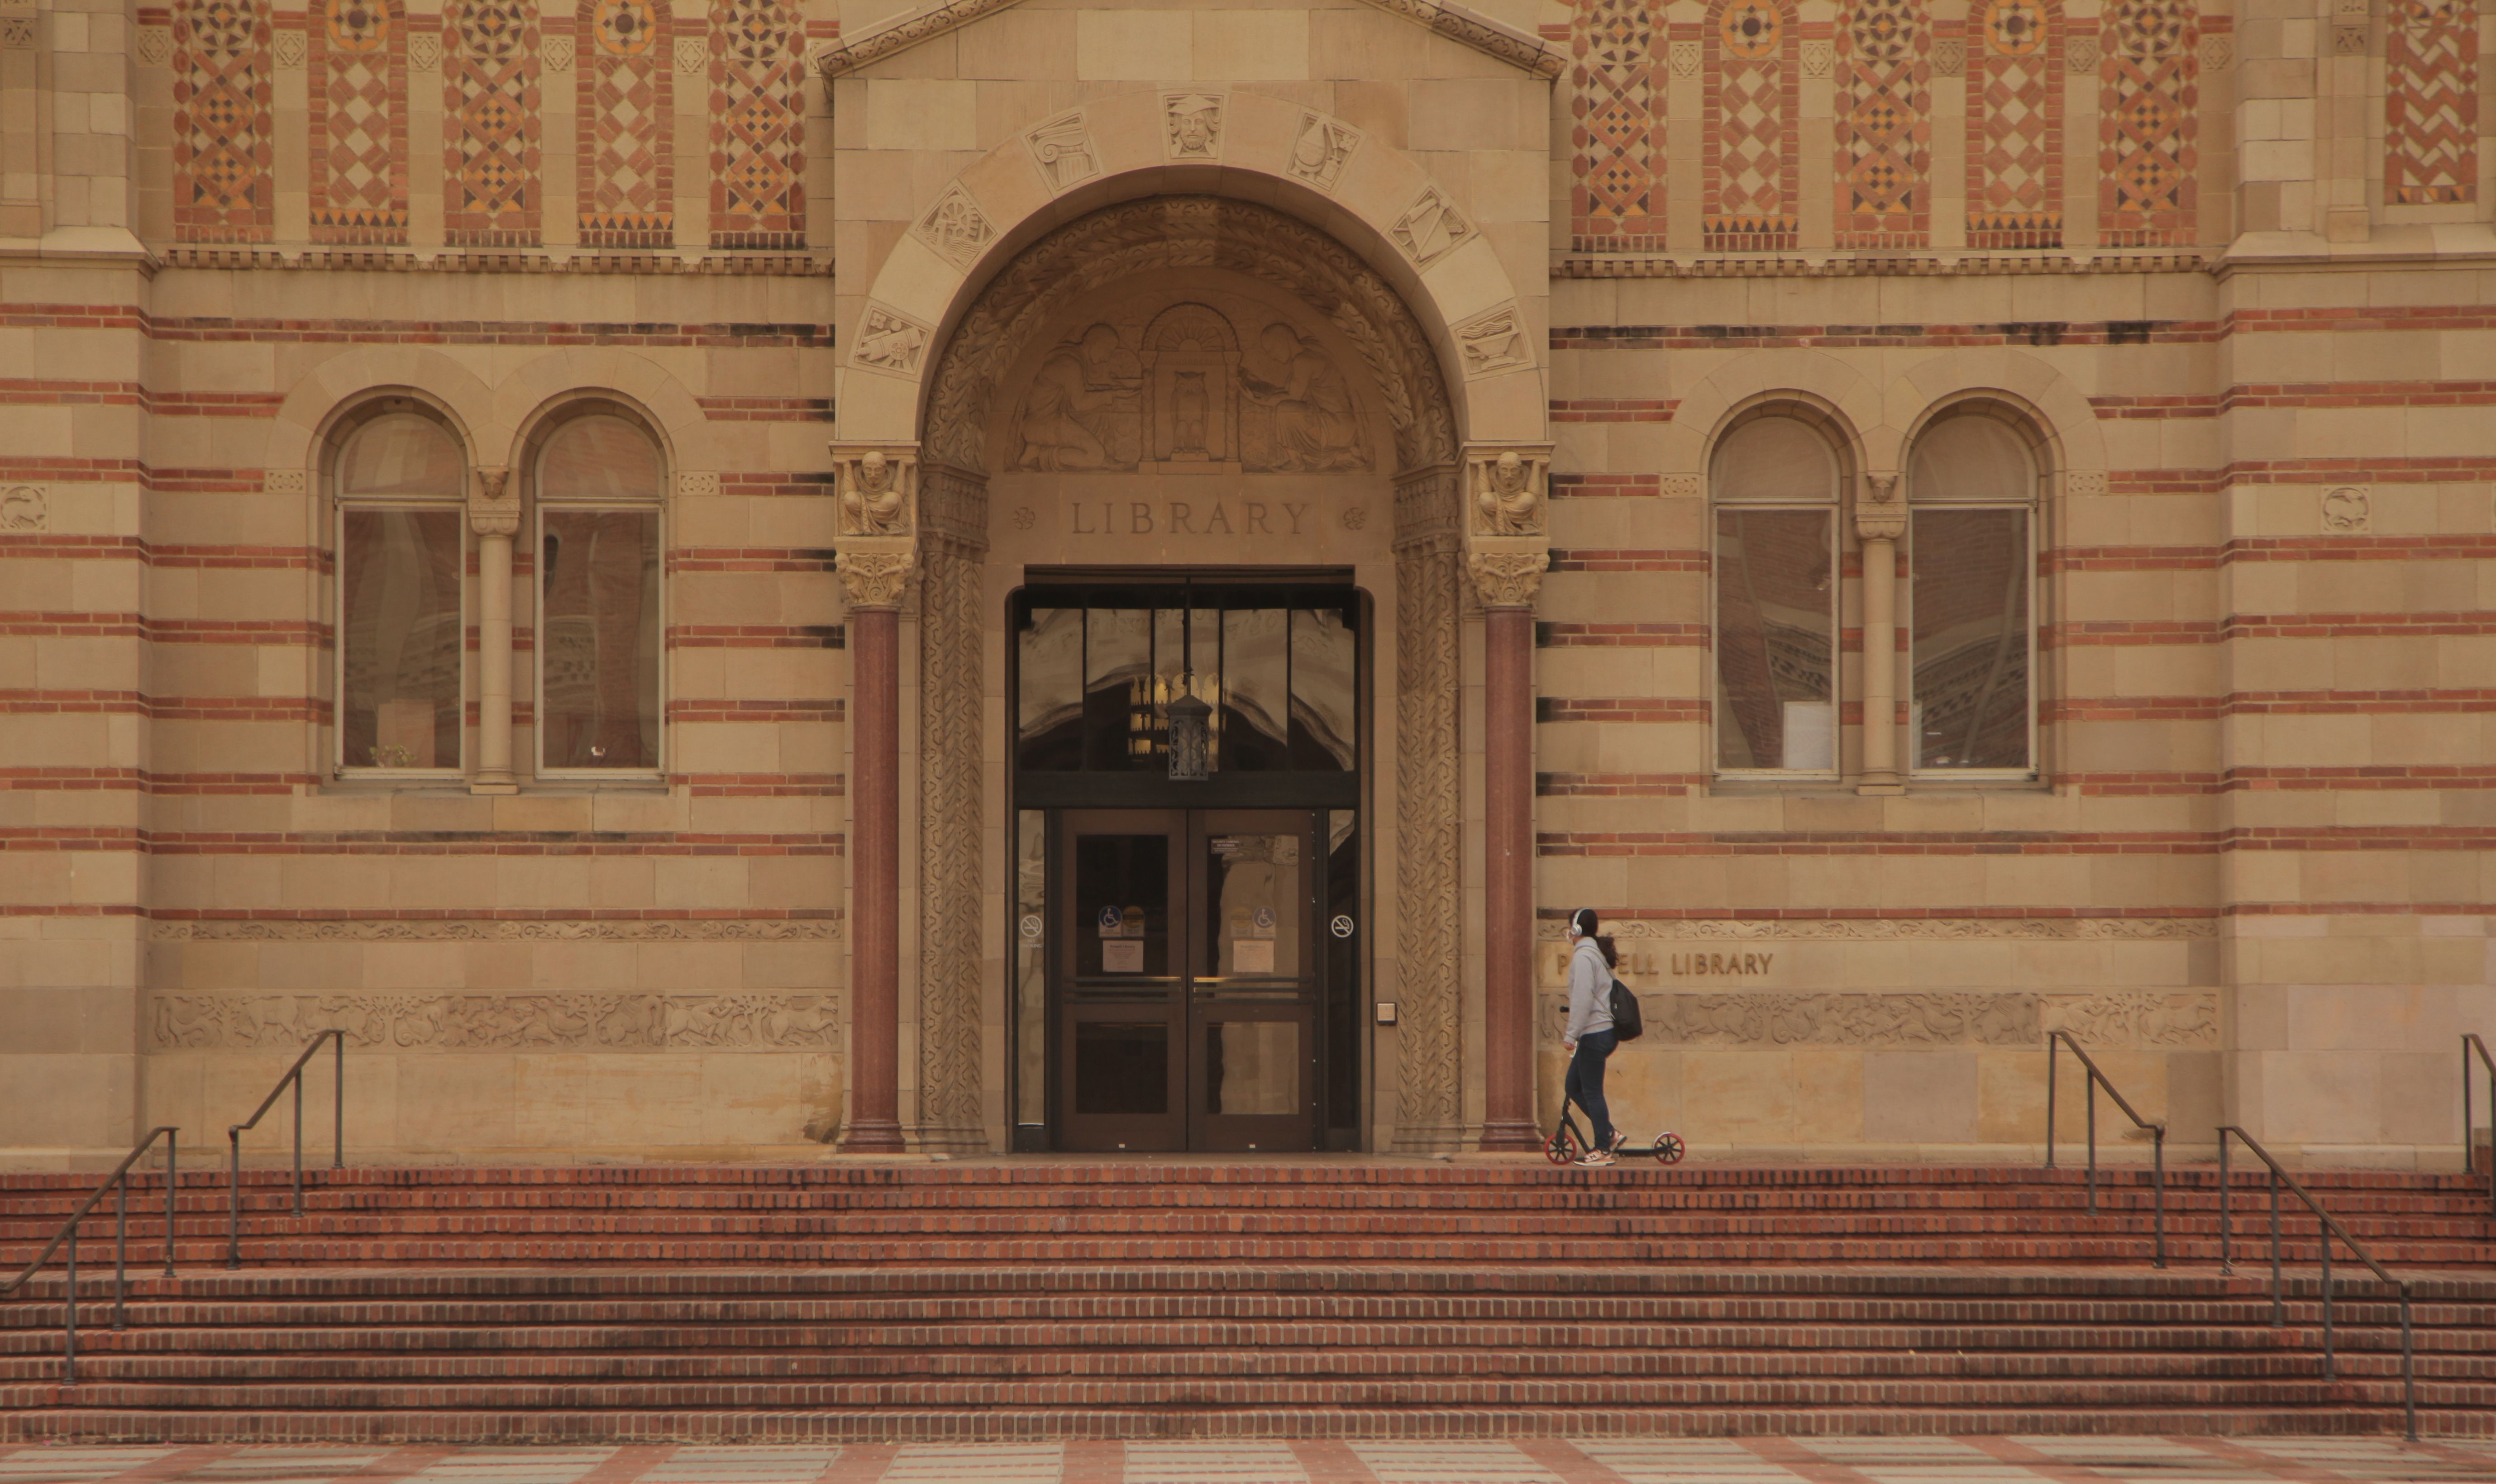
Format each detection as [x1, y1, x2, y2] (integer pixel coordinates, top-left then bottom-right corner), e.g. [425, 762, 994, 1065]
[1543, 1094, 1686, 1165]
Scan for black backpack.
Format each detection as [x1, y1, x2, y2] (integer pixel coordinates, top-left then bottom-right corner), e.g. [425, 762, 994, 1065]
[1608, 975, 1643, 1041]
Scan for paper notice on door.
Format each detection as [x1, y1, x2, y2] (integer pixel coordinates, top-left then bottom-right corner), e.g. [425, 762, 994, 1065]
[1102, 940, 1143, 973]
[1231, 938, 1275, 975]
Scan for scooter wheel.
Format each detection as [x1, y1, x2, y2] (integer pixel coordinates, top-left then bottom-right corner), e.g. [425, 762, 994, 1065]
[1544, 1127, 1581, 1165]
[1652, 1131, 1686, 1164]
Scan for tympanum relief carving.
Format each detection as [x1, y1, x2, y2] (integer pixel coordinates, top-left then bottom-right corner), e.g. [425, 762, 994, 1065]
[1006, 298, 1374, 476]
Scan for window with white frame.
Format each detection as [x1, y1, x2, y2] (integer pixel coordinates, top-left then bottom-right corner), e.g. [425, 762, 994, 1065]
[1905, 409, 2039, 775]
[334, 407, 468, 774]
[533, 411, 665, 774]
[1711, 411, 1842, 775]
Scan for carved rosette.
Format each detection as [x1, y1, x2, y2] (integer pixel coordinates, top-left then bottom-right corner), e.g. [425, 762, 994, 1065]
[835, 550, 916, 609]
[831, 442, 918, 538]
[1856, 471, 1905, 542]
[467, 467, 518, 537]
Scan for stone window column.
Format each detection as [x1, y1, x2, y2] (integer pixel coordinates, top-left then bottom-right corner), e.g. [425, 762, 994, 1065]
[468, 467, 520, 794]
[1856, 472, 1905, 795]
[831, 442, 919, 1155]
[1464, 446, 1551, 1153]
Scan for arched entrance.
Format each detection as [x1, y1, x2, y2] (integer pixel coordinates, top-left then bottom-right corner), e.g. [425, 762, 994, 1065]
[832, 188, 1550, 1155]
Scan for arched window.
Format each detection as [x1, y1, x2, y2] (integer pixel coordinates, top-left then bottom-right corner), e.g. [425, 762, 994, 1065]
[1712, 413, 1842, 773]
[1906, 409, 2040, 773]
[334, 408, 466, 772]
[535, 411, 664, 771]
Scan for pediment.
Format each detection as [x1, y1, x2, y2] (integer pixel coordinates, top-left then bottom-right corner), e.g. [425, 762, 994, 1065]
[814, 0, 1561, 80]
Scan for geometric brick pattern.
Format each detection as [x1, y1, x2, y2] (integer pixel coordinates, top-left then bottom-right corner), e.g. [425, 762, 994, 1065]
[2386, 0, 2477, 205]
[172, 0, 274, 241]
[2098, 0, 2196, 247]
[1836, 0, 1930, 247]
[578, 0, 673, 248]
[710, 0, 806, 250]
[1572, 0, 1666, 253]
[441, 0, 539, 247]
[1705, 0, 1800, 251]
[1967, 0, 2063, 248]
[308, 0, 407, 243]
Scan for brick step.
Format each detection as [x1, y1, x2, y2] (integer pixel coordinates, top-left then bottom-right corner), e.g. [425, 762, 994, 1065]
[3, 1403, 2482, 1444]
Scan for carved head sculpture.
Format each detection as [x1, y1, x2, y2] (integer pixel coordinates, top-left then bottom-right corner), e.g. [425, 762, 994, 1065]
[1490, 451, 1529, 497]
[856, 449, 891, 493]
[1170, 97, 1219, 155]
[1260, 323, 1300, 365]
[1081, 323, 1123, 368]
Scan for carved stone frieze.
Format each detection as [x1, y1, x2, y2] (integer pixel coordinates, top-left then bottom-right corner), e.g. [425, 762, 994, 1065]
[467, 468, 518, 536]
[912, 181, 995, 269]
[1465, 550, 1549, 609]
[852, 304, 934, 379]
[922, 197, 1456, 478]
[1025, 109, 1100, 193]
[835, 550, 916, 609]
[1, 484, 49, 530]
[150, 993, 846, 1052]
[916, 534, 986, 1149]
[1393, 533, 1464, 1148]
[1468, 448, 1549, 537]
[1659, 474, 1701, 499]
[920, 463, 991, 544]
[265, 469, 309, 496]
[831, 444, 917, 538]
[2321, 485, 2371, 534]
[1532, 917, 2216, 941]
[154, 918, 841, 942]
[1390, 185, 1474, 266]
[1451, 303, 1532, 378]
[1287, 112, 1361, 191]
[1532, 989, 2219, 1049]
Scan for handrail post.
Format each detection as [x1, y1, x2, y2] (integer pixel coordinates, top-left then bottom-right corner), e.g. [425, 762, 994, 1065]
[112, 1174, 128, 1331]
[63, 1217, 77, 1387]
[2319, 1230, 2334, 1381]
[2268, 1165, 2283, 1327]
[2152, 1125, 2166, 1269]
[2400, 1284, 2416, 1441]
[226, 1127, 241, 1270]
[2046, 1033, 2058, 1167]
[2086, 1075, 2098, 1216]
[333, 1029, 345, 1169]
[2219, 1134, 2233, 1274]
[163, 1128, 177, 1279]
[292, 1067, 304, 1218]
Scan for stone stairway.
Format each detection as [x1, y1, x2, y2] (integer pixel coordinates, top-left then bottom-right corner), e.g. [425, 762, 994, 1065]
[2, 1162, 2491, 1441]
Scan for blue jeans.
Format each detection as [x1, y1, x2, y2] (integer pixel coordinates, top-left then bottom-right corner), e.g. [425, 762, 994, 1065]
[1565, 1029, 1618, 1151]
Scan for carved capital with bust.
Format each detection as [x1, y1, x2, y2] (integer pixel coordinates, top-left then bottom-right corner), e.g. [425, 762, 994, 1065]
[467, 467, 518, 537]
[1466, 445, 1551, 537]
[830, 443, 918, 538]
[1464, 548, 1549, 609]
[1855, 471, 1905, 543]
[835, 547, 917, 609]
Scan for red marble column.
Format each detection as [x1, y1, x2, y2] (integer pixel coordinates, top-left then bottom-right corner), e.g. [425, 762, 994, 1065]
[841, 604, 907, 1153]
[1479, 604, 1541, 1151]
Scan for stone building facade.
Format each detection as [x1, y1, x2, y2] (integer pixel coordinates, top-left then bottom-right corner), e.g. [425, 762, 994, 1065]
[1, 0, 2489, 1167]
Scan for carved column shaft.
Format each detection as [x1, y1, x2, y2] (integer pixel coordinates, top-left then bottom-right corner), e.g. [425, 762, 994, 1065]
[1857, 474, 1905, 795]
[843, 600, 907, 1153]
[1392, 529, 1463, 1151]
[916, 527, 986, 1150]
[1479, 603, 1539, 1151]
[468, 469, 518, 794]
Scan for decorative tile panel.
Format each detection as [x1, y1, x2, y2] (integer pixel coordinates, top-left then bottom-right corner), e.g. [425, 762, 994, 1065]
[710, 0, 804, 248]
[1704, 0, 1799, 251]
[1835, 0, 1930, 247]
[1968, 0, 2062, 248]
[2097, 0, 2196, 247]
[174, 0, 275, 241]
[309, 0, 407, 243]
[2386, 0, 2477, 205]
[1571, 0, 1666, 252]
[577, 0, 672, 247]
[442, 0, 539, 245]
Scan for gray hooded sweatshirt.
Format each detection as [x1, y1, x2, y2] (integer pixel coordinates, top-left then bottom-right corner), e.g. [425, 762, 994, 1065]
[1563, 935, 1614, 1044]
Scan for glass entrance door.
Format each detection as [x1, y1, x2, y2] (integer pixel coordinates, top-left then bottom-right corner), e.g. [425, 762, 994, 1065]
[1055, 808, 1323, 1152]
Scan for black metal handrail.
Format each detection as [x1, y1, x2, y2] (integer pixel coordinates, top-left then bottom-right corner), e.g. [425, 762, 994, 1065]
[227, 1028, 346, 1269]
[2044, 1029, 2166, 1266]
[0, 1126, 181, 1384]
[2465, 1033, 2494, 1211]
[2216, 1125, 2415, 1441]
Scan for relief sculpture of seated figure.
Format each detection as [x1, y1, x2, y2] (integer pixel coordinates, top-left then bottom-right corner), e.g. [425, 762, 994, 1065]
[1016, 323, 1143, 471]
[1241, 323, 1368, 472]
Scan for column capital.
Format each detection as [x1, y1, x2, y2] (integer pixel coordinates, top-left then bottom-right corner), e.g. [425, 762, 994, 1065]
[467, 467, 518, 537]
[835, 545, 918, 610]
[1855, 471, 1905, 542]
[1464, 443, 1553, 539]
[1464, 547, 1550, 609]
[830, 442, 919, 539]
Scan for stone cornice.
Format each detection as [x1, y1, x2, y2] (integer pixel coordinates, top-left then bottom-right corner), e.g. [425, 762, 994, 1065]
[814, 0, 1560, 80]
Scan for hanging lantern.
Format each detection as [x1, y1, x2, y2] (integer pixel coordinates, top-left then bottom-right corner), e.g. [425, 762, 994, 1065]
[1167, 688, 1212, 781]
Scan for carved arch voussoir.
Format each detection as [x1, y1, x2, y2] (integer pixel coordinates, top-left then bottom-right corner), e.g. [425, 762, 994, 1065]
[921, 196, 1460, 478]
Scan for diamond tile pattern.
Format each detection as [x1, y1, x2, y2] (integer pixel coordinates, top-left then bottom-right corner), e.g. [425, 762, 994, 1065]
[310, 0, 407, 243]
[1705, 0, 1799, 251]
[2387, 0, 2478, 205]
[580, 0, 673, 247]
[1968, 0, 2062, 248]
[443, 0, 539, 246]
[1571, 0, 1665, 252]
[2097, 0, 2196, 247]
[1836, 0, 1929, 247]
[710, 0, 805, 250]
[173, 0, 273, 241]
